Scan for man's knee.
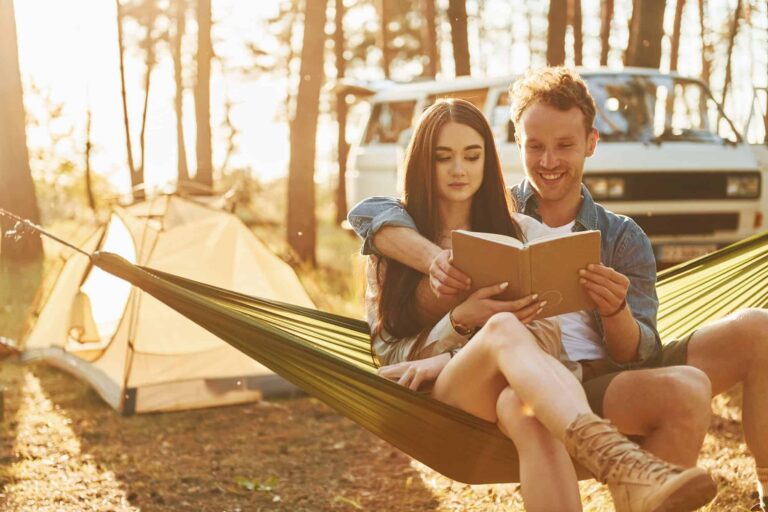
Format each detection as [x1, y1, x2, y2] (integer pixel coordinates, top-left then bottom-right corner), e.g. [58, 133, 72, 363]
[720, 308, 768, 362]
[656, 366, 712, 419]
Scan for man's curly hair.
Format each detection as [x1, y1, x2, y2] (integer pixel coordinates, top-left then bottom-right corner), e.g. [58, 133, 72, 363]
[510, 67, 597, 135]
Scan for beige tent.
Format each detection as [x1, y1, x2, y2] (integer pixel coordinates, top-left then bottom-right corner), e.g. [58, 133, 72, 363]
[24, 195, 314, 415]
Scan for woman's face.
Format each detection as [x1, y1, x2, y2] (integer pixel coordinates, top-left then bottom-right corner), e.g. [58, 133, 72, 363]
[434, 122, 485, 205]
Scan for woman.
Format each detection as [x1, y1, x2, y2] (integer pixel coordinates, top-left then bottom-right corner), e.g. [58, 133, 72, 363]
[365, 99, 714, 512]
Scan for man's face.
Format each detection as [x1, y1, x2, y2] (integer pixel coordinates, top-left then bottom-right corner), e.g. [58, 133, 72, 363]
[516, 102, 598, 206]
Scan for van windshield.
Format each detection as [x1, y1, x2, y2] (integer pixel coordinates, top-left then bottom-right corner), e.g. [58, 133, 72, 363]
[586, 74, 740, 144]
[363, 101, 416, 144]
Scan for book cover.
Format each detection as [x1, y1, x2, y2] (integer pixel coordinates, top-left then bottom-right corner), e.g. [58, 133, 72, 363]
[451, 229, 601, 318]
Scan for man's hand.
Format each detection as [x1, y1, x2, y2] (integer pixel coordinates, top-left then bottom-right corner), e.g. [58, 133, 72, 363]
[579, 264, 630, 317]
[452, 282, 545, 328]
[378, 353, 451, 391]
[429, 250, 471, 298]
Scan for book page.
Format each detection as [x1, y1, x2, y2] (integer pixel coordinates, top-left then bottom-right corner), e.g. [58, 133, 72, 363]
[529, 230, 601, 317]
[451, 231, 529, 300]
[452, 230, 524, 249]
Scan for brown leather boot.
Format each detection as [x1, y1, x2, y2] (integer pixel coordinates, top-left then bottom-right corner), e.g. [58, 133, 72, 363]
[564, 413, 717, 512]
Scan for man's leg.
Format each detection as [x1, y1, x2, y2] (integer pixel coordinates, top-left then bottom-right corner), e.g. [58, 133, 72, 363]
[596, 366, 712, 467]
[682, 308, 768, 504]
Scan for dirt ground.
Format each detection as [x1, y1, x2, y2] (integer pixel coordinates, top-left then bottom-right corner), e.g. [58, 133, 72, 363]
[0, 359, 758, 512]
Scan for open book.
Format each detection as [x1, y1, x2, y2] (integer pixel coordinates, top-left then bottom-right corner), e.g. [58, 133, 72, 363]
[451, 229, 602, 318]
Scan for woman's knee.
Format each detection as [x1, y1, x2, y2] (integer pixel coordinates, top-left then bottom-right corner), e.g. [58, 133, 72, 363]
[496, 388, 546, 440]
[479, 313, 535, 354]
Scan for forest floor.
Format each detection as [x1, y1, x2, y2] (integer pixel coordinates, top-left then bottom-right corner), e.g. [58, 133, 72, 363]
[0, 185, 760, 511]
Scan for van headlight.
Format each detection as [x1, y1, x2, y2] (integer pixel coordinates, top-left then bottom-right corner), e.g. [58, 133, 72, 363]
[584, 177, 625, 199]
[726, 175, 760, 198]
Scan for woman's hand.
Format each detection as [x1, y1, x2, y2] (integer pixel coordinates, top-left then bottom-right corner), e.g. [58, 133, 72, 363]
[378, 353, 451, 391]
[452, 282, 545, 328]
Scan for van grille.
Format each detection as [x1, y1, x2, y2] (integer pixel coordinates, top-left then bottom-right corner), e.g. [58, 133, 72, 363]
[586, 171, 760, 200]
[631, 213, 739, 236]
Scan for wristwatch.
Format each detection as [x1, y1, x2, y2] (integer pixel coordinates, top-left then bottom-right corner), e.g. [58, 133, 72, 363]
[449, 308, 475, 337]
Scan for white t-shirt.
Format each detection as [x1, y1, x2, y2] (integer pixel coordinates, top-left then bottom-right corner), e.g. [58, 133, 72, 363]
[537, 220, 607, 362]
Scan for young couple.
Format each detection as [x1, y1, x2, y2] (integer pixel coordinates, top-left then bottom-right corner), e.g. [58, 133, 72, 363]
[352, 67, 768, 512]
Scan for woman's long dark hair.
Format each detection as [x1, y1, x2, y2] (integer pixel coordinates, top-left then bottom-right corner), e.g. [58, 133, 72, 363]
[373, 98, 524, 339]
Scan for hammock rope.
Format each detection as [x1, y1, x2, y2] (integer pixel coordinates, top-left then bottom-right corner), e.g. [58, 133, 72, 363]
[4, 207, 767, 484]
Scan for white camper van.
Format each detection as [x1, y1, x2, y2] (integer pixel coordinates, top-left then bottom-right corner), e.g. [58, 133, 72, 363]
[345, 69, 766, 267]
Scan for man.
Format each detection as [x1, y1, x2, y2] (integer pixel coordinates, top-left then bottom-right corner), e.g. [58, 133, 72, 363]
[348, 67, 768, 509]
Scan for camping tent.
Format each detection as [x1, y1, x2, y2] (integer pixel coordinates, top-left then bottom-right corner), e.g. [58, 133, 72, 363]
[23, 195, 314, 415]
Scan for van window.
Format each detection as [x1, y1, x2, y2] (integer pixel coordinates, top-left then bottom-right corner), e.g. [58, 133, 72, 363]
[426, 88, 489, 110]
[364, 101, 416, 144]
[587, 75, 739, 143]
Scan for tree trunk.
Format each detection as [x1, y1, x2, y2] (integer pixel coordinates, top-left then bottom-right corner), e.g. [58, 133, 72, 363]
[625, 0, 666, 68]
[669, 0, 686, 71]
[173, 0, 189, 187]
[600, 0, 614, 65]
[698, 0, 711, 87]
[194, 0, 213, 191]
[287, 0, 327, 264]
[547, 0, 567, 66]
[421, 0, 439, 78]
[115, 0, 141, 201]
[447, 0, 471, 76]
[571, 0, 583, 66]
[721, 0, 742, 105]
[137, 14, 155, 199]
[334, 0, 348, 225]
[378, 0, 392, 78]
[0, 0, 43, 262]
[85, 108, 96, 212]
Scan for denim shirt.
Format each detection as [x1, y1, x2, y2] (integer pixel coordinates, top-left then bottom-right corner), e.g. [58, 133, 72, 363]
[347, 179, 662, 368]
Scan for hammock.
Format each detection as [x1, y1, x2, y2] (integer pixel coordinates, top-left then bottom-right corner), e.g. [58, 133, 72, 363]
[86, 230, 768, 485]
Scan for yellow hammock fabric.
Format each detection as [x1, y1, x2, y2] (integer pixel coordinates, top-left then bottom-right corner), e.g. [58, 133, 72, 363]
[89, 230, 768, 485]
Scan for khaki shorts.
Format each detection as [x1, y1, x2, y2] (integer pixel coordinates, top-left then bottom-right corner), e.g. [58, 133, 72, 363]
[580, 332, 695, 416]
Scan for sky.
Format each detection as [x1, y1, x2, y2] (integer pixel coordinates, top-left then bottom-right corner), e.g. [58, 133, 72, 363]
[12, 0, 768, 194]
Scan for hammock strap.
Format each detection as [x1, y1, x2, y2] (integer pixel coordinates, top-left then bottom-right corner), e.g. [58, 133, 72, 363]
[0, 207, 91, 258]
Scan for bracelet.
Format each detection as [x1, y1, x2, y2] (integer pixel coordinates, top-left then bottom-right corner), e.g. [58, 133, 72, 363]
[449, 308, 475, 336]
[601, 298, 627, 318]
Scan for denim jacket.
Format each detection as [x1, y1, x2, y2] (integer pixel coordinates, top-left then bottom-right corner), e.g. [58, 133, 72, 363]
[347, 179, 662, 368]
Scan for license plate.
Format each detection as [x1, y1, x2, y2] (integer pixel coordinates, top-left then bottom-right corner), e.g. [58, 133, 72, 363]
[658, 244, 718, 263]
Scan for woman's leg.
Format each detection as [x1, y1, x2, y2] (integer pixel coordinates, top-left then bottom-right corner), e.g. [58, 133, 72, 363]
[496, 387, 581, 512]
[433, 312, 590, 437]
[432, 312, 716, 512]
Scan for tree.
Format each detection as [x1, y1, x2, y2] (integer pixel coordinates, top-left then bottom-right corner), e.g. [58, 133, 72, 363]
[172, 0, 190, 186]
[447, 0, 471, 75]
[194, 0, 213, 190]
[287, 0, 328, 264]
[669, 0, 686, 71]
[571, 0, 583, 66]
[547, 0, 568, 65]
[378, 0, 393, 78]
[115, 0, 140, 200]
[0, 0, 43, 261]
[420, 0, 439, 78]
[625, 0, 666, 68]
[334, 0, 349, 224]
[698, 0, 712, 88]
[721, 0, 743, 105]
[600, 0, 614, 65]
